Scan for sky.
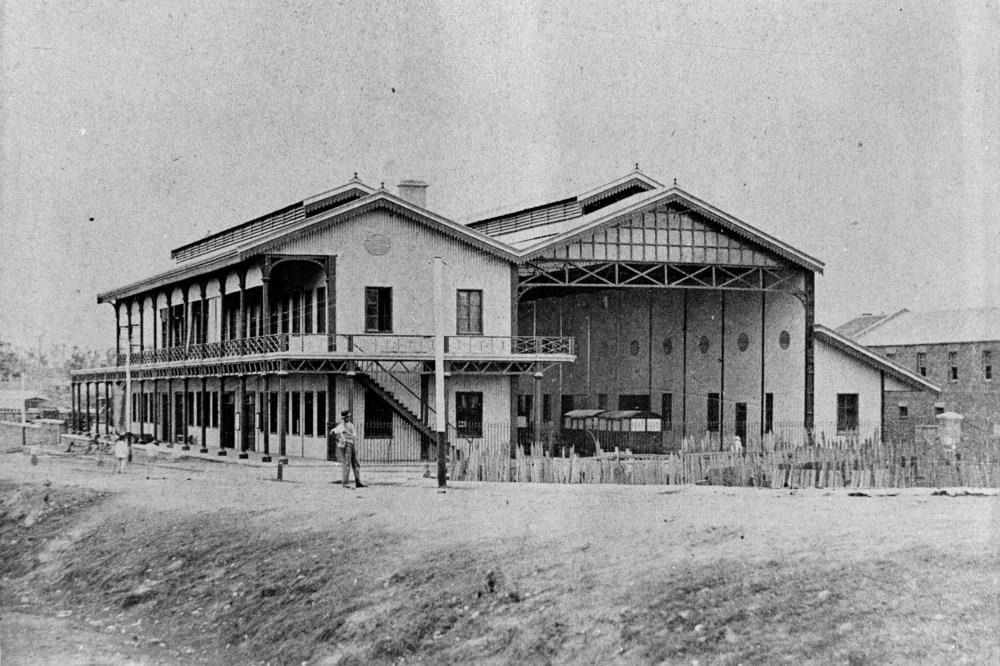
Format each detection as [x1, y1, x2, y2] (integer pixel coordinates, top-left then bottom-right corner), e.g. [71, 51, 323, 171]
[2, 0, 998, 352]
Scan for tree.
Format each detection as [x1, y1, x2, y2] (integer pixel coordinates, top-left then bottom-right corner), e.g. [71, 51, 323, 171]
[0, 340, 24, 380]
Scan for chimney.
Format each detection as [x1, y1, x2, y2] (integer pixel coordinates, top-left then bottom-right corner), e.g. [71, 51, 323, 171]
[397, 180, 428, 209]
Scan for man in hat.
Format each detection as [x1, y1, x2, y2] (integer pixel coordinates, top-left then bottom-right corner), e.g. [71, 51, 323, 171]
[335, 410, 365, 488]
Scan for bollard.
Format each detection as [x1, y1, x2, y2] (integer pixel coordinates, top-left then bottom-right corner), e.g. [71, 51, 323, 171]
[276, 461, 283, 481]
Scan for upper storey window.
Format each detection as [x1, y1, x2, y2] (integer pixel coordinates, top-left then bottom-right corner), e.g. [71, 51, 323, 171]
[456, 289, 483, 335]
[365, 287, 392, 333]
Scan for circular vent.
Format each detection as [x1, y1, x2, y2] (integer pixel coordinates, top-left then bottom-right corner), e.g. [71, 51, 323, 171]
[737, 333, 750, 352]
[779, 330, 791, 350]
[364, 233, 392, 256]
[698, 336, 710, 354]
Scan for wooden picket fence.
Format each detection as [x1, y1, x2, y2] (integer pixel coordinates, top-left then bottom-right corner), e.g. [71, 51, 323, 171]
[450, 443, 1000, 489]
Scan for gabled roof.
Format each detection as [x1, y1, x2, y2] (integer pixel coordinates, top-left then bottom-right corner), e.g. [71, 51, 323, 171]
[464, 170, 662, 235]
[97, 189, 519, 303]
[815, 324, 941, 393]
[835, 311, 905, 339]
[170, 179, 377, 264]
[842, 307, 1000, 346]
[511, 186, 824, 273]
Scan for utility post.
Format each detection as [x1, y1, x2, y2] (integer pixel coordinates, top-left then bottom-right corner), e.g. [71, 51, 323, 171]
[433, 256, 447, 488]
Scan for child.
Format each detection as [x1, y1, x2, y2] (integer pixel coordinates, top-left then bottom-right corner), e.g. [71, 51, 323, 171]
[113, 435, 129, 474]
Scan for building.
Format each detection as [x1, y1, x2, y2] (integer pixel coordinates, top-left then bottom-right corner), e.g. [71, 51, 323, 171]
[71, 167, 917, 459]
[837, 308, 1000, 438]
[0, 390, 50, 422]
[813, 325, 940, 442]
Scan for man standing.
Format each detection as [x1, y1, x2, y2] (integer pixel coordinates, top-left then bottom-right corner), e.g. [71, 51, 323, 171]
[336, 410, 365, 489]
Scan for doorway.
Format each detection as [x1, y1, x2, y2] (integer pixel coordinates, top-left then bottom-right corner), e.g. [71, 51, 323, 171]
[220, 392, 236, 449]
[241, 392, 255, 451]
[735, 403, 748, 447]
[160, 395, 170, 441]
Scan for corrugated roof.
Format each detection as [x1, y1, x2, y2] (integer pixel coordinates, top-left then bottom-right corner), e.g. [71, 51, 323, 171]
[814, 325, 941, 393]
[848, 307, 1000, 346]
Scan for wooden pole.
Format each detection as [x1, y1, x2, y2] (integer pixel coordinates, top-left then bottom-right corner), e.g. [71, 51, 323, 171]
[434, 256, 447, 488]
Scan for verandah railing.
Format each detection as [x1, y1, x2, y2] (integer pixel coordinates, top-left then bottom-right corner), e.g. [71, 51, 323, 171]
[116, 334, 574, 365]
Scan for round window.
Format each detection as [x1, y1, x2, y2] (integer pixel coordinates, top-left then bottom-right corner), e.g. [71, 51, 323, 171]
[698, 335, 710, 354]
[737, 333, 749, 352]
[629, 340, 640, 356]
[779, 330, 791, 350]
[662, 338, 673, 355]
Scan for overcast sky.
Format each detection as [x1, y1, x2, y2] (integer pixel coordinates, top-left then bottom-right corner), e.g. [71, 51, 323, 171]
[2, 1, 998, 352]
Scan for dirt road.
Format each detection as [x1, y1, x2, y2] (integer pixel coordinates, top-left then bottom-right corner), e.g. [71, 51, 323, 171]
[1, 449, 998, 664]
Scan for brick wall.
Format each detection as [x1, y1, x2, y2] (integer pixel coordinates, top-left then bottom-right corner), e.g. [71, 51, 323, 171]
[872, 341, 1000, 435]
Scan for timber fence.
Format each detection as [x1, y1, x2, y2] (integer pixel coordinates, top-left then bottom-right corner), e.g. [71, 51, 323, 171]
[451, 435, 1000, 489]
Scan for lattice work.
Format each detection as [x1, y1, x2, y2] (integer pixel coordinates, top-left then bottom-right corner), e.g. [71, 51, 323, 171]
[518, 261, 803, 294]
[542, 204, 783, 267]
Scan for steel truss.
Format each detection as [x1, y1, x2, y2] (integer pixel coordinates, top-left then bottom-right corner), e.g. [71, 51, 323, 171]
[518, 260, 803, 297]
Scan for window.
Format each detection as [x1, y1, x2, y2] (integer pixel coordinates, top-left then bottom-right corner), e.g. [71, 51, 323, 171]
[211, 391, 219, 428]
[661, 393, 673, 430]
[304, 291, 313, 334]
[291, 294, 301, 335]
[898, 405, 909, 419]
[949, 351, 958, 381]
[317, 391, 326, 436]
[269, 392, 278, 434]
[456, 290, 483, 335]
[916, 352, 927, 377]
[195, 391, 202, 426]
[707, 393, 720, 432]
[304, 392, 314, 436]
[517, 394, 532, 423]
[764, 393, 774, 434]
[190, 301, 203, 345]
[280, 300, 289, 334]
[619, 394, 650, 411]
[935, 405, 945, 416]
[171, 304, 185, 347]
[542, 394, 552, 423]
[186, 393, 194, 426]
[885, 351, 896, 362]
[364, 389, 393, 438]
[597, 393, 608, 411]
[365, 287, 392, 332]
[291, 392, 300, 435]
[836, 394, 859, 433]
[561, 394, 576, 420]
[984, 350, 993, 381]
[132, 394, 138, 422]
[316, 287, 326, 334]
[456, 392, 483, 438]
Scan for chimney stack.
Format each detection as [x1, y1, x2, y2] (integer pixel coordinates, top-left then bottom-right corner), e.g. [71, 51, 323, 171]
[397, 180, 428, 209]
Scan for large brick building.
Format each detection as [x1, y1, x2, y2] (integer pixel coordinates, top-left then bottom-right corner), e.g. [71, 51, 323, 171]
[838, 307, 1000, 437]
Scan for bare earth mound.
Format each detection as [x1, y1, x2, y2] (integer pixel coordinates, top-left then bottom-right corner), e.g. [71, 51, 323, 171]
[1, 450, 998, 665]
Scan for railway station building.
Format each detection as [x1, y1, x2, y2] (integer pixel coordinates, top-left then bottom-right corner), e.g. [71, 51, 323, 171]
[70, 169, 936, 460]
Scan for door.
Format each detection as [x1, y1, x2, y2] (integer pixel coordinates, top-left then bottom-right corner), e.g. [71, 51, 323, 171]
[220, 392, 236, 449]
[735, 403, 748, 449]
[160, 395, 170, 441]
[241, 392, 255, 451]
[174, 393, 185, 443]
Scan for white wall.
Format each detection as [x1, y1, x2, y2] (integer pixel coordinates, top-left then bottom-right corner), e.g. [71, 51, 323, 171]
[270, 209, 514, 338]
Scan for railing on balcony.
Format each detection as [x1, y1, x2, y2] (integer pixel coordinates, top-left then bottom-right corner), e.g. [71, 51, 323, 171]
[116, 333, 574, 366]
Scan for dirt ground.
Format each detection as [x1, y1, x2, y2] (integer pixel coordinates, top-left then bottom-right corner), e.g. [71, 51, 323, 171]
[1, 447, 998, 665]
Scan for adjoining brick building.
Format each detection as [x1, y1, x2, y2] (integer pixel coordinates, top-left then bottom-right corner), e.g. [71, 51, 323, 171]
[838, 307, 1000, 438]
